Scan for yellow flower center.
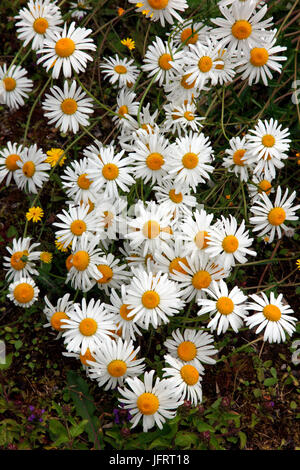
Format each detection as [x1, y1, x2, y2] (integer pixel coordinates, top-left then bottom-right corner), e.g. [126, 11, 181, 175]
[107, 359, 127, 377]
[169, 189, 183, 204]
[177, 341, 197, 362]
[3, 77, 16, 92]
[97, 264, 113, 284]
[77, 173, 91, 189]
[10, 251, 27, 270]
[142, 220, 160, 239]
[262, 134, 275, 147]
[72, 250, 89, 271]
[80, 348, 96, 365]
[118, 105, 128, 116]
[146, 152, 164, 170]
[119, 304, 135, 321]
[137, 392, 159, 415]
[158, 53, 172, 71]
[148, 0, 169, 10]
[70, 219, 87, 236]
[258, 179, 272, 194]
[79, 318, 98, 336]
[182, 152, 198, 169]
[61, 98, 78, 115]
[250, 47, 269, 67]
[169, 256, 189, 275]
[184, 111, 194, 121]
[33, 17, 49, 34]
[231, 20, 252, 40]
[194, 230, 209, 250]
[114, 65, 127, 74]
[13, 283, 34, 304]
[141, 290, 160, 309]
[180, 364, 199, 385]
[102, 163, 119, 180]
[181, 73, 196, 90]
[222, 235, 239, 253]
[55, 38, 76, 57]
[181, 27, 198, 45]
[216, 296, 234, 315]
[267, 207, 286, 226]
[233, 149, 246, 166]
[5, 153, 21, 171]
[192, 270, 212, 290]
[50, 311, 69, 331]
[198, 56, 213, 73]
[263, 304, 281, 322]
[66, 254, 73, 271]
[215, 61, 224, 70]
[22, 161, 35, 178]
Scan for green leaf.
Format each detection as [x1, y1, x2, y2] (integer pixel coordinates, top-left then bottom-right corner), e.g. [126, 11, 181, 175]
[14, 340, 22, 351]
[175, 431, 198, 448]
[196, 422, 214, 433]
[0, 353, 13, 370]
[70, 420, 88, 438]
[49, 419, 69, 446]
[264, 377, 277, 387]
[290, 401, 297, 410]
[256, 368, 265, 382]
[238, 431, 247, 449]
[6, 226, 18, 238]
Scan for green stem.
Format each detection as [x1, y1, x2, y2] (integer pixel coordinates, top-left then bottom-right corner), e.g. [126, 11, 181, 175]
[5, 44, 24, 76]
[137, 71, 159, 126]
[23, 76, 51, 146]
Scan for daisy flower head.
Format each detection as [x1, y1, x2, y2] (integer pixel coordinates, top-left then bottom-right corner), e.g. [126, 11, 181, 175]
[8, 276, 39, 308]
[118, 369, 184, 432]
[15, 0, 63, 50]
[246, 292, 297, 343]
[120, 241, 157, 272]
[3, 237, 41, 282]
[45, 148, 67, 167]
[26, 206, 44, 223]
[112, 89, 139, 131]
[43, 293, 74, 335]
[154, 238, 190, 277]
[245, 119, 290, 179]
[70, 0, 92, 20]
[222, 136, 253, 182]
[211, 2, 274, 55]
[85, 145, 135, 199]
[179, 208, 214, 256]
[249, 186, 300, 244]
[14, 144, 50, 194]
[126, 200, 174, 257]
[206, 215, 257, 270]
[153, 180, 197, 223]
[0, 64, 33, 110]
[162, 101, 205, 136]
[124, 267, 185, 330]
[164, 328, 218, 372]
[247, 174, 274, 202]
[61, 157, 97, 204]
[37, 21, 96, 79]
[212, 41, 237, 85]
[170, 19, 212, 48]
[118, 104, 159, 148]
[95, 253, 131, 295]
[142, 37, 185, 87]
[167, 131, 214, 192]
[66, 233, 104, 292]
[163, 355, 203, 406]
[61, 297, 116, 355]
[164, 70, 201, 104]
[236, 36, 287, 86]
[106, 286, 143, 342]
[197, 279, 248, 335]
[184, 39, 223, 90]
[0, 141, 25, 185]
[128, 0, 189, 28]
[42, 80, 94, 134]
[87, 338, 145, 390]
[100, 55, 139, 88]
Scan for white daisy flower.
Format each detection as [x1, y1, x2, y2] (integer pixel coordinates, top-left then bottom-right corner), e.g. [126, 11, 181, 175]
[112, 89, 139, 131]
[61, 297, 116, 354]
[153, 180, 197, 223]
[53, 203, 101, 250]
[164, 328, 218, 372]
[95, 253, 132, 295]
[37, 21, 96, 78]
[167, 131, 214, 192]
[0, 141, 25, 185]
[164, 70, 201, 103]
[206, 215, 257, 270]
[245, 119, 290, 179]
[162, 101, 205, 136]
[85, 145, 135, 199]
[118, 103, 159, 148]
[218, 0, 265, 7]
[142, 37, 185, 87]
[7, 276, 39, 308]
[163, 355, 203, 405]
[170, 19, 212, 48]
[0, 64, 33, 110]
[246, 292, 297, 343]
[42, 80, 94, 134]
[171, 252, 230, 302]
[70, 0, 91, 20]
[247, 174, 274, 202]
[236, 36, 287, 86]
[249, 186, 300, 243]
[184, 39, 222, 90]
[83, 139, 105, 160]
[120, 242, 157, 272]
[61, 157, 97, 204]
[154, 239, 190, 277]
[87, 338, 145, 390]
[125, 267, 185, 330]
[14, 144, 50, 194]
[15, 0, 63, 50]
[179, 208, 214, 256]
[95, 196, 128, 243]
[222, 136, 253, 182]
[212, 42, 237, 85]
[210, 2, 273, 55]
[197, 279, 248, 335]
[100, 54, 139, 88]
[118, 369, 184, 432]
[43, 293, 74, 335]
[3, 237, 41, 282]
[128, 0, 188, 27]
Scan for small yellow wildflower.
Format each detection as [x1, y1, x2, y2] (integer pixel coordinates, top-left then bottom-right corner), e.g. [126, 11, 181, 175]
[296, 259, 300, 271]
[121, 37, 135, 51]
[40, 252, 53, 263]
[55, 237, 70, 252]
[26, 207, 44, 223]
[117, 7, 125, 16]
[46, 148, 66, 167]
[225, 195, 231, 200]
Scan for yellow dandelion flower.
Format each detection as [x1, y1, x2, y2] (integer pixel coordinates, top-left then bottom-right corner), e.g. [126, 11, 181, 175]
[40, 252, 53, 263]
[121, 38, 135, 51]
[26, 207, 44, 223]
[296, 259, 300, 271]
[46, 148, 66, 167]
